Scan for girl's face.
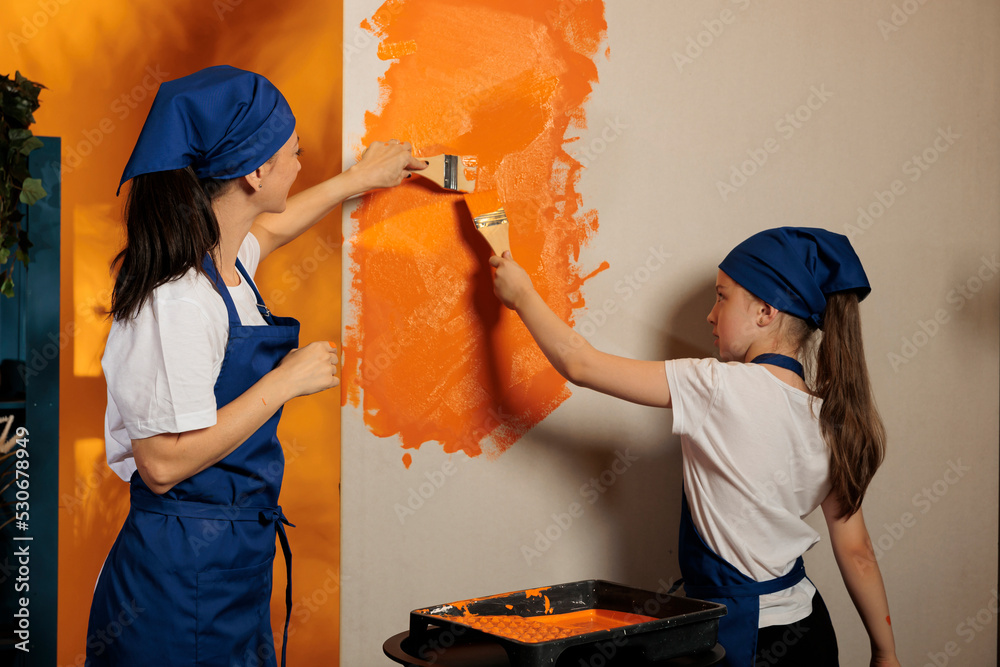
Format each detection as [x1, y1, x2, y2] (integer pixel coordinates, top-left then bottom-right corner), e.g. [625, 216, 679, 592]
[706, 270, 763, 362]
[259, 129, 302, 213]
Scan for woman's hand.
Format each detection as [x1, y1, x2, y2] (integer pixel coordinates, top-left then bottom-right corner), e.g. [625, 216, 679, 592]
[275, 341, 340, 399]
[489, 251, 535, 310]
[349, 139, 426, 191]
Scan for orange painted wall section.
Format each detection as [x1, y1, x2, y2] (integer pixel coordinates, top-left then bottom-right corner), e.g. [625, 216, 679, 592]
[345, 0, 608, 462]
[2, 0, 344, 663]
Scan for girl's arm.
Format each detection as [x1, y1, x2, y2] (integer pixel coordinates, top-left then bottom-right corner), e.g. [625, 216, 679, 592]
[251, 141, 426, 261]
[821, 492, 901, 667]
[132, 341, 339, 494]
[491, 252, 671, 408]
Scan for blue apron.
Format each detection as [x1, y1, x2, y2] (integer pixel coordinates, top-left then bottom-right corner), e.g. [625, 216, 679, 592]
[87, 255, 298, 667]
[678, 353, 809, 666]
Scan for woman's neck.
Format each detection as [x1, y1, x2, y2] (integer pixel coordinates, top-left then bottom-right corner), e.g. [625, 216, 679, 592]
[212, 194, 259, 286]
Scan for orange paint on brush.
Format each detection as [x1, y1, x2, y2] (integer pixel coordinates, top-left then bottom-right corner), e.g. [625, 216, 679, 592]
[345, 0, 608, 460]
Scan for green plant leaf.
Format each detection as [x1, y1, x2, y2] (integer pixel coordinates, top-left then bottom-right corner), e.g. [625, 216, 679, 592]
[18, 177, 46, 205]
[0, 247, 9, 265]
[1, 277, 13, 299]
[14, 248, 28, 265]
[19, 136, 42, 156]
[8, 128, 31, 142]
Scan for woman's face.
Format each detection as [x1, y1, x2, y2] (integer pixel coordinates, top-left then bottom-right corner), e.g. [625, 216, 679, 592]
[706, 270, 761, 362]
[259, 129, 302, 212]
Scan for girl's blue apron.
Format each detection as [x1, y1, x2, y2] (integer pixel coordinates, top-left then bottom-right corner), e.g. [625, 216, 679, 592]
[677, 353, 811, 666]
[87, 256, 298, 667]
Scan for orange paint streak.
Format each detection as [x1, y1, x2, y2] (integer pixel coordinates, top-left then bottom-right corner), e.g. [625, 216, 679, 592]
[345, 0, 607, 459]
[886, 615, 891, 625]
[402, 453, 413, 468]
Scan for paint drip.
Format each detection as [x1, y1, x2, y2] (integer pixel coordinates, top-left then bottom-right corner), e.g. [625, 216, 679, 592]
[345, 0, 608, 459]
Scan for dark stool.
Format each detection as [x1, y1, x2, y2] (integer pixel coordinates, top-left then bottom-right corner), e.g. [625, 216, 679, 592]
[383, 629, 725, 666]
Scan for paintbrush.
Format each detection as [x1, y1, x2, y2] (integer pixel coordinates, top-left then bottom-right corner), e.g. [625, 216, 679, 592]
[464, 191, 510, 257]
[414, 154, 478, 192]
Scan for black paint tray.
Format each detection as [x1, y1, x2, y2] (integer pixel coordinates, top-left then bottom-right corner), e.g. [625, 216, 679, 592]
[408, 579, 726, 666]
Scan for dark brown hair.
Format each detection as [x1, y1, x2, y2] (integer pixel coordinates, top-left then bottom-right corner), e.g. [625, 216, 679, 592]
[812, 292, 887, 518]
[110, 167, 233, 321]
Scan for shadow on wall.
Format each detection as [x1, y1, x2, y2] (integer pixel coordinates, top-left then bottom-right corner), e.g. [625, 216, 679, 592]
[520, 277, 716, 591]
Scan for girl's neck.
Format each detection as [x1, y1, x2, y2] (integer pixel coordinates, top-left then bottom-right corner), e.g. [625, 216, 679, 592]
[743, 341, 809, 392]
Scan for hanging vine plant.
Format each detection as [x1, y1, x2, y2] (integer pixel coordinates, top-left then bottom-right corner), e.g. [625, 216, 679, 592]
[1, 71, 47, 298]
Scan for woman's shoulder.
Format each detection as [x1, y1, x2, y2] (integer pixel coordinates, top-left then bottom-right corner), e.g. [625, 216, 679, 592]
[109, 267, 226, 336]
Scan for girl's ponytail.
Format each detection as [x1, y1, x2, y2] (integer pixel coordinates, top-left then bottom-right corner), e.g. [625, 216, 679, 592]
[814, 292, 886, 518]
[110, 167, 230, 322]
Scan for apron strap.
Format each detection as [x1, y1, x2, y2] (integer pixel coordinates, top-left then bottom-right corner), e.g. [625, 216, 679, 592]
[750, 352, 804, 379]
[201, 252, 276, 326]
[683, 556, 805, 599]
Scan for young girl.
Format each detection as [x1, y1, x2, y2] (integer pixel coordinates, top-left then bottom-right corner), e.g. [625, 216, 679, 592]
[490, 227, 900, 667]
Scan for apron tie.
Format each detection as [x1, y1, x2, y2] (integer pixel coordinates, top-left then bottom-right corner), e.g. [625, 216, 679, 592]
[260, 508, 295, 667]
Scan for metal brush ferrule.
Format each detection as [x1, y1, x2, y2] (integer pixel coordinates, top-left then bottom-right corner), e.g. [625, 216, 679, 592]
[473, 208, 507, 229]
[443, 154, 458, 190]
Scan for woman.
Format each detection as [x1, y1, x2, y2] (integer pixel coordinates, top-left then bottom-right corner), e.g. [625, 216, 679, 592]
[87, 65, 423, 666]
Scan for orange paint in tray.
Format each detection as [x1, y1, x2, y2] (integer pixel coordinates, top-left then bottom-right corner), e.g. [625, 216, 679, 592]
[410, 580, 727, 661]
[446, 609, 661, 643]
[344, 0, 608, 460]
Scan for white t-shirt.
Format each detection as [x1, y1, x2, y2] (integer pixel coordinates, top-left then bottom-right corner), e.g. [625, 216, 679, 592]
[664, 358, 831, 628]
[103, 234, 268, 482]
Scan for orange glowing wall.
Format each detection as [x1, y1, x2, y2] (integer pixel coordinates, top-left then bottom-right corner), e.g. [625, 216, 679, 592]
[2, 0, 344, 663]
[345, 0, 608, 463]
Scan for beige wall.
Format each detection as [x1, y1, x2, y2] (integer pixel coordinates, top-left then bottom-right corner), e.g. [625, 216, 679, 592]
[342, 1, 999, 665]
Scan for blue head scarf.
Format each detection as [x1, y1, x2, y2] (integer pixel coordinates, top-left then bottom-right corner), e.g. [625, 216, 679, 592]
[718, 227, 870, 328]
[118, 65, 295, 195]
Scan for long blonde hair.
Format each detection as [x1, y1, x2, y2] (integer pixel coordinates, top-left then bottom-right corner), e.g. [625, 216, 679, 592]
[787, 293, 885, 518]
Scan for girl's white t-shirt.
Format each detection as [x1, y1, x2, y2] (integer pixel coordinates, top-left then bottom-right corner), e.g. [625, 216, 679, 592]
[103, 234, 268, 482]
[664, 357, 832, 628]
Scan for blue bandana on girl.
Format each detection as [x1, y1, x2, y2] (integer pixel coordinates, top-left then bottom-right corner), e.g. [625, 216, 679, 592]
[118, 65, 295, 195]
[719, 227, 871, 328]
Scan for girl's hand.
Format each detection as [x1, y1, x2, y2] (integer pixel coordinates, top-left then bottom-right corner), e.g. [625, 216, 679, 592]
[489, 251, 535, 310]
[349, 140, 426, 191]
[275, 341, 340, 399]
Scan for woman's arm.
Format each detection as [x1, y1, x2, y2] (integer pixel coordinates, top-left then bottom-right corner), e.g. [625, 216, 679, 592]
[491, 252, 671, 408]
[133, 341, 339, 494]
[251, 141, 426, 261]
[821, 492, 901, 667]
